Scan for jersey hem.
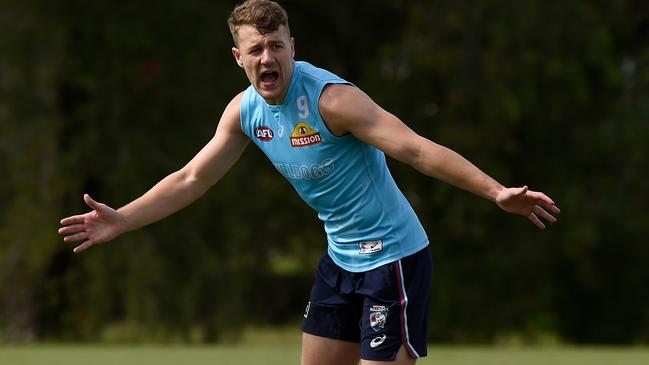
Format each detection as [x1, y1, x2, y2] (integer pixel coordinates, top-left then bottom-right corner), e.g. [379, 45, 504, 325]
[327, 240, 430, 273]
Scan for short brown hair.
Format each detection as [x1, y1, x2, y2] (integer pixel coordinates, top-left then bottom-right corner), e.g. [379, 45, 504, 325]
[228, 0, 290, 46]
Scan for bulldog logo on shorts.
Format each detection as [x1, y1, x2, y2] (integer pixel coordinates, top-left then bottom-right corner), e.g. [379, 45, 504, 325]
[369, 305, 388, 332]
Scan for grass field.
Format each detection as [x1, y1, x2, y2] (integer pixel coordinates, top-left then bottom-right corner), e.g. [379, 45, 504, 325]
[2, 345, 649, 365]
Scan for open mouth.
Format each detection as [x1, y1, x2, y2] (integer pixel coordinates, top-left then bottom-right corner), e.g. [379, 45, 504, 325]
[260, 70, 279, 84]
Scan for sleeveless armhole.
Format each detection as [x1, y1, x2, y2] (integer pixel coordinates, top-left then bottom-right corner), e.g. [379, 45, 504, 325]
[314, 81, 355, 143]
[239, 87, 253, 139]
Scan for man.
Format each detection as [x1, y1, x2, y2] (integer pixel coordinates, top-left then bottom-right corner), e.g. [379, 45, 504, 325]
[58, 1, 560, 364]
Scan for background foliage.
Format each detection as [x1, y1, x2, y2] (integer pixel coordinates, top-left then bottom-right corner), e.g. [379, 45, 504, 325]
[1, 0, 647, 344]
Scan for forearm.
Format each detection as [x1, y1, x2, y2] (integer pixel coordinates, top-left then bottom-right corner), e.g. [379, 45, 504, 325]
[116, 169, 209, 233]
[412, 138, 504, 202]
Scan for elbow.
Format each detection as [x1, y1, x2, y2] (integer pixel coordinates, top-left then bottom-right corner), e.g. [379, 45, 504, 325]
[397, 137, 425, 170]
[405, 138, 446, 177]
[175, 168, 194, 185]
[175, 168, 209, 197]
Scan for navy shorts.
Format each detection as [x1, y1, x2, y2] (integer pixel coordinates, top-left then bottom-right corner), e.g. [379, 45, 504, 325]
[301, 247, 432, 361]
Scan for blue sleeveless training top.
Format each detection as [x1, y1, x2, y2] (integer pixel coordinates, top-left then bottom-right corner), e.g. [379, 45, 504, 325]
[240, 61, 428, 272]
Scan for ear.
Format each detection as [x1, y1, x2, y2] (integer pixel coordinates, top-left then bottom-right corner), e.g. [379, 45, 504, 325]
[232, 47, 244, 68]
[290, 37, 295, 58]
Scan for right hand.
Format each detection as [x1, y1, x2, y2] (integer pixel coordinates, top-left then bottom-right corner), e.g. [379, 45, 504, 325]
[58, 194, 126, 253]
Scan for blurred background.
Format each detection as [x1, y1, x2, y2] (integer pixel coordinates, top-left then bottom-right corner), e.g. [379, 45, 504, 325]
[1, 0, 648, 346]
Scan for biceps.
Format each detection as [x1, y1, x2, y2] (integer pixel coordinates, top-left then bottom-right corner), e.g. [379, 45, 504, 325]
[183, 131, 249, 187]
[356, 112, 425, 165]
[322, 85, 428, 165]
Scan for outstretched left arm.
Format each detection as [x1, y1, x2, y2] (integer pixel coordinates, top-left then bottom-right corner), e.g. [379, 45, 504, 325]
[318, 84, 560, 229]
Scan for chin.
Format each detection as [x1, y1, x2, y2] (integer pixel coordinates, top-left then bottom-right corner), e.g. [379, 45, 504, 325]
[258, 89, 279, 101]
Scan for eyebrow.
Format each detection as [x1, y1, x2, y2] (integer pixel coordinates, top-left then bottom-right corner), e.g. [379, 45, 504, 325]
[246, 38, 285, 49]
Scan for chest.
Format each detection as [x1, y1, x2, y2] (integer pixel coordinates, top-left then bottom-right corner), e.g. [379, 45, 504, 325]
[249, 97, 331, 167]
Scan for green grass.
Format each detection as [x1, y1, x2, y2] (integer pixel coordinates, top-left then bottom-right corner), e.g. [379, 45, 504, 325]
[2, 345, 649, 365]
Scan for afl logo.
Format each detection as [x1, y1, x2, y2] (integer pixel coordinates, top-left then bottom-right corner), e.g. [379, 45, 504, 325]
[255, 126, 274, 142]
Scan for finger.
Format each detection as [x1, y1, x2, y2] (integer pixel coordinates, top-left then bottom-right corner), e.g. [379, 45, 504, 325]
[547, 203, 561, 214]
[58, 224, 86, 235]
[537, 192, 556, 205]
[83, 194, 103, 211]
[60, 214, 87, 225]
[535, 199, 561, 214]
[533, 193, 558, 208]
[528, 212, 546, 229]
[533, 205, 556, 223]
[527, 191, 561, 214]
[73, 240, 95, 254]
[63, 232, 88, 243]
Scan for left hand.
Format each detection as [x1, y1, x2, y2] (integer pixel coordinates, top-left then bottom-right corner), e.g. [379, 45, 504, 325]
[495, 186, 560, 229]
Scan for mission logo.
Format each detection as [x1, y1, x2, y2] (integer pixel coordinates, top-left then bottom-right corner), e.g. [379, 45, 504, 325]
[290, 122, 321, 147]
[254, 126, 274, 142]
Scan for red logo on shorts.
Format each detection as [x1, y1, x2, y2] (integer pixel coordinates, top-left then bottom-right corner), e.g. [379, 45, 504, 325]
[255, 126, 274, 141]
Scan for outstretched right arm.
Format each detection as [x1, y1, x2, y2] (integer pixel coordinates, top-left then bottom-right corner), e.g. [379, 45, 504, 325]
[59, 92, 249, 253]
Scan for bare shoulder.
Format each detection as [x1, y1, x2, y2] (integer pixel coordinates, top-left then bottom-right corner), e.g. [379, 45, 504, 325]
[319, 83, 364, 115]
[217, 91, 246, 136]
[319, 83, 382, 136]
[228, 90, 245, 109]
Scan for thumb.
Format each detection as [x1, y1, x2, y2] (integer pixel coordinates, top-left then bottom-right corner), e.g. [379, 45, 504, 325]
[513, 185, 528, 196]
[83, 194, 103, 211]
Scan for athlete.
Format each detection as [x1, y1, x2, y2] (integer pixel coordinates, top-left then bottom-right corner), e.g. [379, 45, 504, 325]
[58, 1, 560, 364]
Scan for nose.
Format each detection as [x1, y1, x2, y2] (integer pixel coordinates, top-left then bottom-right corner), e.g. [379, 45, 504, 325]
[261, 47, 273, 65]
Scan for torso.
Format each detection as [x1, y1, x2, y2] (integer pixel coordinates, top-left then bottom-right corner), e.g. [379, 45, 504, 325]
[239, 61, 429, 272]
